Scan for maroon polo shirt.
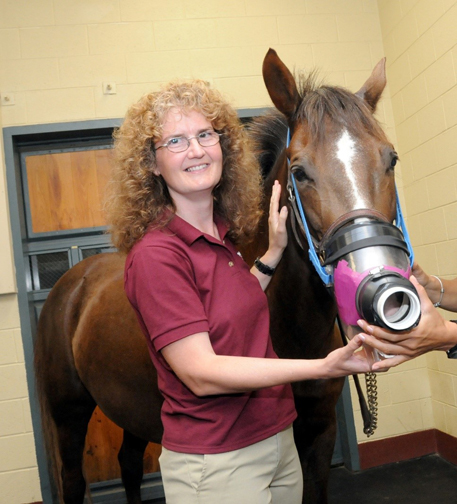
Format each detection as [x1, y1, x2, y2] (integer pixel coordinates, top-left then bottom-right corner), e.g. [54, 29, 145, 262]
[124, 214, 297, 454]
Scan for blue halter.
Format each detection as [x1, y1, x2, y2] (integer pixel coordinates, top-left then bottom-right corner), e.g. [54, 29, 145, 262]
[286, 129, 415, 287]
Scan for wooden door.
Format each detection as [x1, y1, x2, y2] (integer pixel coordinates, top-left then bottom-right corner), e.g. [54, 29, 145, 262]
[84, 408, 162, 482]
[25, 149, 112, 233]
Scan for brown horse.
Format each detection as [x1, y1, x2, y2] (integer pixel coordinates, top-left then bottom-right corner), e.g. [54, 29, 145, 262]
[34, 49, 395, 504]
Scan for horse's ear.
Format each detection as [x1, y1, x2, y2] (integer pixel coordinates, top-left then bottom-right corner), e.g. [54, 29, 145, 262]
[262, 48, 300, 119]
[355, 58, 387, 112]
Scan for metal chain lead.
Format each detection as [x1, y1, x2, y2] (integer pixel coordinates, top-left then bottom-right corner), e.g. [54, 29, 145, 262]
[364, 372, 378, 437]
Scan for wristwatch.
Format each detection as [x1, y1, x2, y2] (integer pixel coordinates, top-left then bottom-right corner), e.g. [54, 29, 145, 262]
[446, 320, 457, 359]
[254, 257, 276, 276]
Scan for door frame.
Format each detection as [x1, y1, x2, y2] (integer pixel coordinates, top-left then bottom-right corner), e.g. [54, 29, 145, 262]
[3, 113, 359, 504]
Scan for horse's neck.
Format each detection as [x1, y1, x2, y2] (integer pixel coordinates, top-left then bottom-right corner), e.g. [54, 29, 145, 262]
[269, 240, 338, 356]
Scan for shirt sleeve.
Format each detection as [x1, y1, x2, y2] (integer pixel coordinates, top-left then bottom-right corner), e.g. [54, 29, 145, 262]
[125, 244, 210, 352]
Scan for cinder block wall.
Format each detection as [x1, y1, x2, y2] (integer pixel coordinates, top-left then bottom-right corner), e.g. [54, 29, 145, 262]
[0, 1, 451, 502]
[377, 0, 457, 438]
[0, 99, 41, 500]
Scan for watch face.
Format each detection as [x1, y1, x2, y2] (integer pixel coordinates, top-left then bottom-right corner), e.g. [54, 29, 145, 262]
[448, 321, 457, 358]
[447, 344, 457, 359]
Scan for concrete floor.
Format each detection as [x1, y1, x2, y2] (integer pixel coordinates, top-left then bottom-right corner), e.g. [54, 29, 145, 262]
[328, 454, 457, 504]
[143, 454, 457, 503]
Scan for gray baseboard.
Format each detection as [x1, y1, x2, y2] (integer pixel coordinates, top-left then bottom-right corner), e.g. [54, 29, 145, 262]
[89, 472, 164, 503]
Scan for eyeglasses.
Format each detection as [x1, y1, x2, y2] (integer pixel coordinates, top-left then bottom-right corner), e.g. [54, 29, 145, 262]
[155, 130, 222, 153]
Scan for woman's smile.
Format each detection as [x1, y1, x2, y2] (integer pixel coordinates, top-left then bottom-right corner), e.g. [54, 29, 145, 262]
[184, 162, 209, 173]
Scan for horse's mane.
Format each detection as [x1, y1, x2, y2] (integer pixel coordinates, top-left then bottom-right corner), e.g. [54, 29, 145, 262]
[245, 110, 288, 178]
[247, 70, 386, 178]
[295, 71, 385, 141]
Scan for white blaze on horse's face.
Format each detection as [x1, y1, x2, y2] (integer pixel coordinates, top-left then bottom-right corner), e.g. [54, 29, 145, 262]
[335, 129, 367, 209]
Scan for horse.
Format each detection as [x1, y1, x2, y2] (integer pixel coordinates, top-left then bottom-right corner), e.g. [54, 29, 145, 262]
[34, 48, 395, 504]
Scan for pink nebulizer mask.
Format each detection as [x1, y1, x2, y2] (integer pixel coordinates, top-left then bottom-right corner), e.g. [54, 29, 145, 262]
[323, 219, 421, 362]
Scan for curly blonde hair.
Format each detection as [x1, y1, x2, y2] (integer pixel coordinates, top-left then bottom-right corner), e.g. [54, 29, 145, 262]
[105, 79, 263, 253]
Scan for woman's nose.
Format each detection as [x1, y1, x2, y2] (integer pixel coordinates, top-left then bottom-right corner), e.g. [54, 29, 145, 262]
[187, 137, 205, 156]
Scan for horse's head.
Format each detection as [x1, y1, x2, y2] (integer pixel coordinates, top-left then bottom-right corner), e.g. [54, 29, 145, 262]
[262, 49, 420, 336]
[262, 48, 397, 241]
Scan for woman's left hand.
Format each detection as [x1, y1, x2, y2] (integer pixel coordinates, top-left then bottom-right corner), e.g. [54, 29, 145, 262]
[250, 181, 288, 290]
[265, 180, 288, 267]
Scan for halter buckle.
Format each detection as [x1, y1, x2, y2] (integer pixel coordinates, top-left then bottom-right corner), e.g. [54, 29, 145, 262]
[287, 181, 295, 203]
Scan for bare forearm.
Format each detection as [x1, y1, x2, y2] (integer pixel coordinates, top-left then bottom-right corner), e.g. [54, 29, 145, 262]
[414, 265, 457, 312]
[250, 250, 283, 291]
[190, 354, 326, 396]
[432, 277, 457, 312]
[168, 335, 370, 397]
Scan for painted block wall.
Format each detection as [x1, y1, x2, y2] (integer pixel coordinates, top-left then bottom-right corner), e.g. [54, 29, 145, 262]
[0, 81, 42, 501]
[0, 0, 446, 501]
[377, 0, 457, 440]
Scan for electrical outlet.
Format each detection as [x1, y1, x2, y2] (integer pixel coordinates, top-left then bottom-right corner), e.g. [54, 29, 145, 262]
[103, 82, 117, 95]
[1, 93, 15, 106]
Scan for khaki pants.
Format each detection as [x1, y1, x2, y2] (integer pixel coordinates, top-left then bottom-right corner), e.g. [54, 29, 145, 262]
[159, 425, 303, 504]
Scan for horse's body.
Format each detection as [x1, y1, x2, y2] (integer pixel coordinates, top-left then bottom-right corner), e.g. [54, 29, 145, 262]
[35, 49, 395, 504]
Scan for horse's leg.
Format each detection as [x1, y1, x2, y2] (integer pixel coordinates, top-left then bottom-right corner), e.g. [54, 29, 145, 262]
[118, 430, 150, 504]
[54, 400, 96, 504]
[294, 421, 336, 504]
[293, 386, 342, 504]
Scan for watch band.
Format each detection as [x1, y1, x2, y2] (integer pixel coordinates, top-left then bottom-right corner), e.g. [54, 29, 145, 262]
[446, 320, 457, 359]
[254, 257, 276, 276]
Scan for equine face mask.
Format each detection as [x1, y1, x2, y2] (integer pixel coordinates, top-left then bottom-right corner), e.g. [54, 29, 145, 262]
[324, 219, 421, 333]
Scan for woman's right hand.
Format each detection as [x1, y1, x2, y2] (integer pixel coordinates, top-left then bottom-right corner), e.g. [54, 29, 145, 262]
[322, 335, 373, 377]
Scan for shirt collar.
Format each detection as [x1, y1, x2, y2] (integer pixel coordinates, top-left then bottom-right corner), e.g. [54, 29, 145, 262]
[166, 213, 229, 246]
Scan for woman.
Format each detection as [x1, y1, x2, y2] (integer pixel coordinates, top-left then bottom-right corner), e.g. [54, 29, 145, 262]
[106, 79, 374, 504]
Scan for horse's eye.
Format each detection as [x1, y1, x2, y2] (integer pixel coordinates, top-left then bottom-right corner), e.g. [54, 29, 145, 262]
[292, 167, 311, 183]
[389, 153, 398, 170]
